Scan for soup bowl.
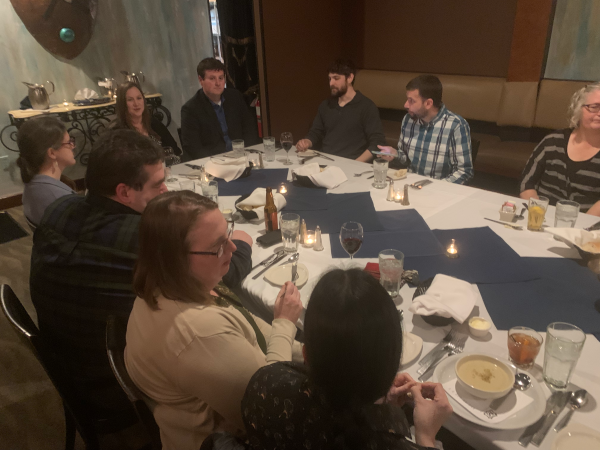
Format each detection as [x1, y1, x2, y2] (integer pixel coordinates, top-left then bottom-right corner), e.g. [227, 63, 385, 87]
[455, 354, 515, 400]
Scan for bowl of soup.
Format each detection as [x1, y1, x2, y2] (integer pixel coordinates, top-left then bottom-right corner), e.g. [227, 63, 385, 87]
[454, 354, 515, 399]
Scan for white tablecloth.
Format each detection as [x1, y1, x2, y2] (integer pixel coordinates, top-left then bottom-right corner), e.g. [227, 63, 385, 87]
[174, 147, 600, 450]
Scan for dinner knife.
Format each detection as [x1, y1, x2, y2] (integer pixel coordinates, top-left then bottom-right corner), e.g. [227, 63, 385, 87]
[252, 253, 286, 280]
[419, 330, 456, 366]
[250, 251, 284, 272]
[185, 163, 202, 170]
[530, 391, 569, 447]
[314, 152, 335, 161]
[518, 392, 559, 447]
[484, 218, 523, 230]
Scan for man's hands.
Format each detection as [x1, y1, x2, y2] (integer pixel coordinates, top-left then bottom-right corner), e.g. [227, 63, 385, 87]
[519, 189, 539, 201]
[376, 145, 398, 161]
[273, 281, 302, 323]
[411, 382, 453, 448]
[296, 139, 313, 152]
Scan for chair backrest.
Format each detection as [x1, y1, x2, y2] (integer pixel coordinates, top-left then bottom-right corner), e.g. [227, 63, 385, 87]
[471, 138, 481, 164]
[0, 284, 100, 447]
[106, 315, 162, 450]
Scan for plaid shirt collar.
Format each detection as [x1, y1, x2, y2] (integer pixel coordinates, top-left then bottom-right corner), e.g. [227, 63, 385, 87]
[417, 103, 447, 128]
[85, 192, 141, 215]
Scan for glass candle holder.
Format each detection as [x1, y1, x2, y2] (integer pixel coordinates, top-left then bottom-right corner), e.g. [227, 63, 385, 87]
[303, 230, 315, 248]
[446, 239, 458, 258]
[279, 184, 287, 194]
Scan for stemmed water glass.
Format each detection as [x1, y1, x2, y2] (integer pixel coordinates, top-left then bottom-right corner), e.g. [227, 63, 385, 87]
[280, 132, 293, 166]
[340, 221, 363, 260]
[163, 147, 179, 182]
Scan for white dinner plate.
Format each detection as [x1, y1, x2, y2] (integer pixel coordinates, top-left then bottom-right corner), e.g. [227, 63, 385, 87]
[264, 263, 309, 288]
[553, 423, 600, 450]
[432, 352, 546, 430]
[388, 168, 408, 180]
[400, 332, 423, 367]
[299, 149, 319, 157]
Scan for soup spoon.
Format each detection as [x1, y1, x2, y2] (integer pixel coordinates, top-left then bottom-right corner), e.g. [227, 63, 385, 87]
[554, 389, 588, 432]
[488, 372, 531, 411]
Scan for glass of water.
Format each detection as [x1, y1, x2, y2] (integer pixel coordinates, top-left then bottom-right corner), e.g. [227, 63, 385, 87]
[232, 139, 245, 157]
[281, 213, 300, 253]
[179, 179, 195, 192]
[263, 136, 276, 162]
[378, 249, 404, 297]
[554, 200, 580, 228]
[543, 322, 586, 389]
[372, 158, 389, 189]
[202, 180, 219, 203]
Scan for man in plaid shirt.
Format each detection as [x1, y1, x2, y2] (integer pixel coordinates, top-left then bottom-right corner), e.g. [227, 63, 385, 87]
[379, 75, 473, 184]
[30, 130, 252, 418]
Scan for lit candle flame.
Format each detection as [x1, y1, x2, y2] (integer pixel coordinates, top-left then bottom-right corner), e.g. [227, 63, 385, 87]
[280, 185, 287, 194]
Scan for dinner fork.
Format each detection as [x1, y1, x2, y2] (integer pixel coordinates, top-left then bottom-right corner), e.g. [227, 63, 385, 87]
[418, 329, 456, 367]
[417, 335, 467, 381]
[354, 170, 372, 177]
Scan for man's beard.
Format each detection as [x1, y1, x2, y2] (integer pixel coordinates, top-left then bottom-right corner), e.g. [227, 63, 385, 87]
[408, 107, 427, 120]
[331, 83, 348, 98]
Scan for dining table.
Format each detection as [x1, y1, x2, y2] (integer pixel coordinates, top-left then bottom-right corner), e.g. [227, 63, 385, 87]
[172, 145, 600, 450]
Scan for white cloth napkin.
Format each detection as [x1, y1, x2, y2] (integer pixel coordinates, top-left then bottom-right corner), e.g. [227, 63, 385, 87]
[210, 156, 247, 165]
[546, 228, 600, 254]
[442, 379, 533, 424]
[408, 274, 477, 324]
[237, 188, 286, 211]
[74, 88, 99, 100]
[292, 163, 347, 189]
[205, 160, 246, 182]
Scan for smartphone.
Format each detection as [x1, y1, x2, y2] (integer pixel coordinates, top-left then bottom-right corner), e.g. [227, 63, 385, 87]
[371, 150, 393, 157]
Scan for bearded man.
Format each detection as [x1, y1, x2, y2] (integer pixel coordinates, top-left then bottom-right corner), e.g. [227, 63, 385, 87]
[295, 59, 386, 162]
[377, 75, 473, 184]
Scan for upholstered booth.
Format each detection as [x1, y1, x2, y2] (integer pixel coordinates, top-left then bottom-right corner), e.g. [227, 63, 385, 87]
[354, 70, 593, 179]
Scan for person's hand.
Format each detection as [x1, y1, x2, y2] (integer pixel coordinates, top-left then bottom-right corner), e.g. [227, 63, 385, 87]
[411, 382, 453, 448]
[386, 373, 419, 407]
[296, 139, 312, 152]
[376, 145, 397, 161]
[232, 230, 253, 247]
[519, 189, 539, 201]
[273, 281, 302, 323]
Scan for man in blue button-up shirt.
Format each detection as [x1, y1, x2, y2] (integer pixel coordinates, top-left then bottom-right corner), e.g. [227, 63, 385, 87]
[378, 75, 473, 185]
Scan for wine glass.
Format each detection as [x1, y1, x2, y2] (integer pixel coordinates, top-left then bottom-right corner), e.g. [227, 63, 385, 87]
[280, 132, 293, 165]
[163, 147, 179, 182]
[340, 221, 364, 260]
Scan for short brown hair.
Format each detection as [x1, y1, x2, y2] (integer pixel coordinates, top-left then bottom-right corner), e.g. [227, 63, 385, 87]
[85, 129, 164, 196]
[133, 191, 219, 309]
[406, 75, 443, 108]
[328, 59, 356, 85]
[197, 57, 226, 78]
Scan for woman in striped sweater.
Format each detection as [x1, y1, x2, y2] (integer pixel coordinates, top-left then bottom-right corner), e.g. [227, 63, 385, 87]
[520, 82, 600, 216]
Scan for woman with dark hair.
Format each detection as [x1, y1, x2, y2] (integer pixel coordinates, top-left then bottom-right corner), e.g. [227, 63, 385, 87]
[17, 116, 76, 225]
[242, 268, 453, 450]
[125, 191, 303, 450]
[111, 82, 181, 156]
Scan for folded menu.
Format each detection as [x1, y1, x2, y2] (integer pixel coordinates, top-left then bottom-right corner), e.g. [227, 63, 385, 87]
[409, 274, 477, 324]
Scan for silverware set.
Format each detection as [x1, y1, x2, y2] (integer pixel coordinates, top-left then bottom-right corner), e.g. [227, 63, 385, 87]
[251, 251, 299, 282]
[484, 217, 524, 230]
[417, 332, 467, 381]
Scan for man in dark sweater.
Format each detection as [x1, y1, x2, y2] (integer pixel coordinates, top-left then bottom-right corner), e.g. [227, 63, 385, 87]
[180, 58, 260, 161]
[296, 59, 386, 162]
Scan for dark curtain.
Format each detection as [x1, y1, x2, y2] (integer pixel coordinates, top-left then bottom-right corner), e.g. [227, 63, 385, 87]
[216, 0, 259, 104]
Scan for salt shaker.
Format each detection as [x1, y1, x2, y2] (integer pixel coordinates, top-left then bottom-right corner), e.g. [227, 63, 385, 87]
[386, 181, 395, 201]
[401, 184, 410, 206]
[313, 226, 324, 251]
[299, 219, 307, 245]
[258, 152, 264, 169]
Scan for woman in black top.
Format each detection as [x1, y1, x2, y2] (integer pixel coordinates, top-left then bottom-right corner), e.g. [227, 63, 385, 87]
[520, 82, 600, 216]
[111, 82, 181, 158]
[242, 268, 452, 450]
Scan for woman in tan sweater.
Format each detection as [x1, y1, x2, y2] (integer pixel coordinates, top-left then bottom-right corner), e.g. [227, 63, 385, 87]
[125, 191, 303, 450]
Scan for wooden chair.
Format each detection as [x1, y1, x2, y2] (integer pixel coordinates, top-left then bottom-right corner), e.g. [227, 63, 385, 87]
[106, 316, 162, 450]
[0, 285, 138, 450]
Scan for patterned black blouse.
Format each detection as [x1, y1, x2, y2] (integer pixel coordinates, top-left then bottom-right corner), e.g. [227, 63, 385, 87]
[242, 362, 435, 450]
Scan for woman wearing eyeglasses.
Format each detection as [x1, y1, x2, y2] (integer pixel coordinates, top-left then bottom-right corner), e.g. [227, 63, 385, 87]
[520, 82, 600, 216]
[16, 116, 77, 226]
[125, 191, 303, 450]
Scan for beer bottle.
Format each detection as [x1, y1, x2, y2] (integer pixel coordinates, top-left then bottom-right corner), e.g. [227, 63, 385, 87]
[264, 187, 279, 231]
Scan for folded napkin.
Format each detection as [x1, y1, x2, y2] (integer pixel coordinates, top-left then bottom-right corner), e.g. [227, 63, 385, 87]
[442, 379, 533, 424]
[74, 88, 99, 100]
[236, 188, 286, 212]
[409, 274, 477, 324]
[546, 227, 600, 254]
[292, 163, 347, 189]
[205, 160, 246, 182]
[210, 156, 247, 165]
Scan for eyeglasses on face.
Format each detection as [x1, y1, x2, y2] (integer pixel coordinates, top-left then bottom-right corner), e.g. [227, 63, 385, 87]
[189, 221, 234, 258]
[583, 103, 600, 114]
[61, 136, 76, 147]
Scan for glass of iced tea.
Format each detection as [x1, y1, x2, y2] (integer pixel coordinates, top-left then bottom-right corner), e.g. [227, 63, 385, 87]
[527, 196, 549, 231]
[508, 327, 543, 369]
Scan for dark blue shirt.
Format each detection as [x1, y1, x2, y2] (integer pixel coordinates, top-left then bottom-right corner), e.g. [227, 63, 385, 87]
[209, 95, 232, 151]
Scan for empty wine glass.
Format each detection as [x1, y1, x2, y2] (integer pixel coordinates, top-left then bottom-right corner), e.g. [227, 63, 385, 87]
[280, 132, 293, 166]
[340, 221, 363, 260]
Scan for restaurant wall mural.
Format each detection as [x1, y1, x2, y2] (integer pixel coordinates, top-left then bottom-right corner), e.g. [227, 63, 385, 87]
[544, 0, 600, 81]
[0, 0, 212, 197]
